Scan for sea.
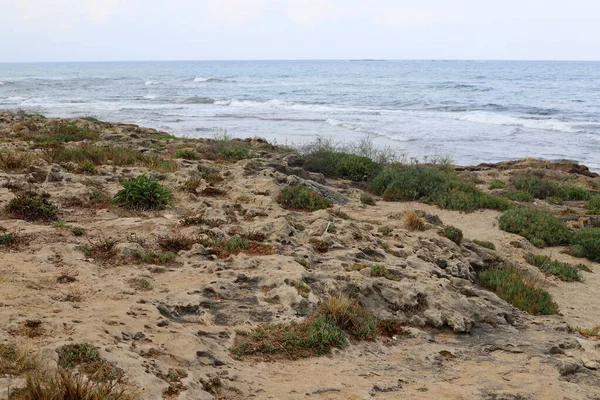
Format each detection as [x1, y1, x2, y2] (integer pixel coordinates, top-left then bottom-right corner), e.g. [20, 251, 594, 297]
[1, 60, 599, 170]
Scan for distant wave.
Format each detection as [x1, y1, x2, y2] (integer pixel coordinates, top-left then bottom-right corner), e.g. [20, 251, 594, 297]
[432, 82, 493, 92]
[144, 80, 161, 86]
[454, 111, 580, 133]
[175, 96, 215, 104]
[326, 119, 414, 142]
[215, 113, 325, 123]
[215, 98, 381, 115]
[193, 77, 224, 83]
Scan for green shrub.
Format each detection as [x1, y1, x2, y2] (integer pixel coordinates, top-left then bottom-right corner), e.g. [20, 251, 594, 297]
[5, 193, 59, 221]
[301, 149, 381, 182]
[561, 186, 591, 201]
[512, 176, 591, 201]
[512, 176, 562, 199]
[489, 179, 506, 190]
[588, 196, 600, 215]
[479, 268, 557, 315]
[371, 165, 510, 212]
[58, 344, 99, 368]
[571, 228, 600, 262]
[442, 226, 463, 245]
[113, 175, 173, 211]
[277, 185, 332, 211]
[505, 190, 534, 202]
[498, 208, 571, 248]
[525, 254, 583, 282]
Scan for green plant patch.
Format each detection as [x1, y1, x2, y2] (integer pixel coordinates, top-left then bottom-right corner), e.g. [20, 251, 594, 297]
[489, 179, 506, 190]
[525, 254, 583, 282]
[505, 190, 534, 202]
[479, 269, 558, 315]
[5, 193, 59, 222]
[588, 196, 600, 215]
[230, 297, 376, 360]
[277, 185, 332, 211]
[498, 208, 571, 248]
[113, 175, 173, 211]
[442, 226, 463, 245]
[571, 228, 600, 262]
[371, 165, 511, 212]
[473, 239, 496, 250]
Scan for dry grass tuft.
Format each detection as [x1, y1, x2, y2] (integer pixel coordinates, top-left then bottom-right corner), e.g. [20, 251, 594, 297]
[404, 210, 426, 231]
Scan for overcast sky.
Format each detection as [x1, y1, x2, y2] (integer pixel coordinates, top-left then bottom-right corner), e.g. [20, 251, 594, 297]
[2, 0, 599, 62]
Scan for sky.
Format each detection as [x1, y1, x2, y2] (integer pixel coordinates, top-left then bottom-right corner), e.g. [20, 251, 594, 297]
[1, 0, 600, 62]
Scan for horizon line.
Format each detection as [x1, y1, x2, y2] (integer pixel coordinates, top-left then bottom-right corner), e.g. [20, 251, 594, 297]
[1, 58, 600, 64]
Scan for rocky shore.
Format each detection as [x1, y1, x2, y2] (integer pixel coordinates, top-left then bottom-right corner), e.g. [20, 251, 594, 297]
[0, 111, 599, 399]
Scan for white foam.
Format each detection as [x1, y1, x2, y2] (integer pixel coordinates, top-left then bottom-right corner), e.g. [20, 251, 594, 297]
[144, 80, 161, 86]
[144, 94, 158, 99]
[453, 111, 580, 133]
[0, 82, 4, 86]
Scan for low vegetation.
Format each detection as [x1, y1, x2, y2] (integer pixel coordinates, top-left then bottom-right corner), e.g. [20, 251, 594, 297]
[511, 176, 591, 201]
[479, 268, 558, 315]
[570, 228, 600, 262]
[113, 175, 173, 211]
[231, 296, 377, 360]
[404, 210, 426, 231]
[442, 225, 463, 245]
[473, 239, 496, 250]
[371, 165, 510, 212]
[277, 185, 332, 211]
[5, 193, 59, 221]
[43, 144, 178, 173]
[498, 208, 572, 248]
[525, 254, 583, 282]
[588, 196, 600, 215]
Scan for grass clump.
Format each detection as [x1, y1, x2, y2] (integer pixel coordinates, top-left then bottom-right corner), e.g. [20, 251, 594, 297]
[498, 208, 572, 248]
[127, 277, 154, 291]
[43, 144, 178, 173]
[525, 254, 583, 282]
[5, 193, 59, 222]
[489, 179, 506, 190]
[0, 343, 34, 376]
[371, 165, 510, 212]
[10, 370, 133, 400]
[0, 151, 33, 172]
[36, 122, 99, 143]
[404, 210, 426, 231]
[479, 268, 558, 315]
[360, 193, 376, 206]
[570, 228, 600, 262]
[135, 251, 176, 265]
[0, 233, 18, 246]
[570, 326, 600, 338]
[231, 296, 376, 360]
[58, 344, 99, 369]
[442, 226, 463, 245]
[473, 239, 496, 250]
[113, 175, 173, 211]
[587, 196, 600, 215]
[277, 185, 332, 211]
[173, 149, 198, 160]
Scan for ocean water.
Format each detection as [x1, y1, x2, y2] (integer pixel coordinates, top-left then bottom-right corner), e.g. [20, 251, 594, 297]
[1, 60, 599, 170]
